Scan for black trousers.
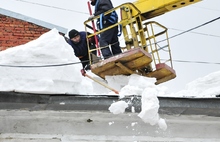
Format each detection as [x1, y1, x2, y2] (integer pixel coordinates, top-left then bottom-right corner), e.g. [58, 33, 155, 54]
[99, 23, 122, 59]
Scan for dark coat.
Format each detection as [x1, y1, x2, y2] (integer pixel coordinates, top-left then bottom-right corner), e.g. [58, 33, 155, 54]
[94, 0, 113, 16]
[67, 32, 97, 68]
[67, 31, 88, 58]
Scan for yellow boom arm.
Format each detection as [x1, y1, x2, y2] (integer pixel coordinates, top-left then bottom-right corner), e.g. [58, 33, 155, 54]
[133, 0, 202, 20]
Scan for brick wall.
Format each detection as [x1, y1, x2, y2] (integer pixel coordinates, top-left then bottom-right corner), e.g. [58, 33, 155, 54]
[0, 14, 51, 51]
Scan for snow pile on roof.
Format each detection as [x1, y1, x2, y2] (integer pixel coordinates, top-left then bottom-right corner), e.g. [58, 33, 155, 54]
[161, 71, 220, 98]
[0, 29, 92, 94]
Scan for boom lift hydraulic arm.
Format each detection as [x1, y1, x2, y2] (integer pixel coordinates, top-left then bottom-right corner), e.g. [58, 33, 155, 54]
[134, 0, 201, 20]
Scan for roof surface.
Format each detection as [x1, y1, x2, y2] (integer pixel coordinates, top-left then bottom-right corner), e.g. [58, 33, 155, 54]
[0, 91, 220, 117]
[1, 92, 220, 141]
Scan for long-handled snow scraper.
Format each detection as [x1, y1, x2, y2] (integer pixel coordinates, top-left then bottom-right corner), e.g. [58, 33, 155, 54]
[83, 72, 119, 94]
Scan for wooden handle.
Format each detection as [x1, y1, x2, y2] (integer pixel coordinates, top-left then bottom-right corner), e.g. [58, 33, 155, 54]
[85, 73, 119, 94]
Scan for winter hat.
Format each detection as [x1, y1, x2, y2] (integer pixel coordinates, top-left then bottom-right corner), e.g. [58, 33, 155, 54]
[69, 29, 79, 39]
[91, 0, 97, 6]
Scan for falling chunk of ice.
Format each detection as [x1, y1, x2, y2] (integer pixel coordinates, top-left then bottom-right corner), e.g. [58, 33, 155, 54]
[158, 118, 167, 131]
[108, 121, 114, 125]
[108, 101, 128, 114]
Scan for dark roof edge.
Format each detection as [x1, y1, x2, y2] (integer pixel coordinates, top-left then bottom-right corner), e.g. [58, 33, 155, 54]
[0, 91, 220, 117]
[0, 7, 68, 34]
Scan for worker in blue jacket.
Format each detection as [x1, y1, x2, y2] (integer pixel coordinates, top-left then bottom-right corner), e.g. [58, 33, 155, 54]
[67, 29, 96, 69]
[89, 0, 122, 59]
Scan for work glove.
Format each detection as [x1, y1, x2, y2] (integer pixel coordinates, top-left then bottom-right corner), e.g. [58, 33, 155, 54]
[88, 37, 95, 44]
[84, 64, 91, 71]
[88, 15, 95, 20]
[80, 69, 86, 77]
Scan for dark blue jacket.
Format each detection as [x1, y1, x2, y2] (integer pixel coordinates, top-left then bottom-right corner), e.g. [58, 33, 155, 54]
[67, 32, 88, 58]
[94, 0, 118, 25]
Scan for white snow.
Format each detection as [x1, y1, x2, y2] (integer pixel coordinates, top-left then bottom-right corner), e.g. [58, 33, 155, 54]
[0, 29, 219, 131]
[138, 87, 160, 125]
[131, 122, 138, 127]
[158, 118, 167, 131]
[108, 100, 129, 114]
[161, 71, 220, 98]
